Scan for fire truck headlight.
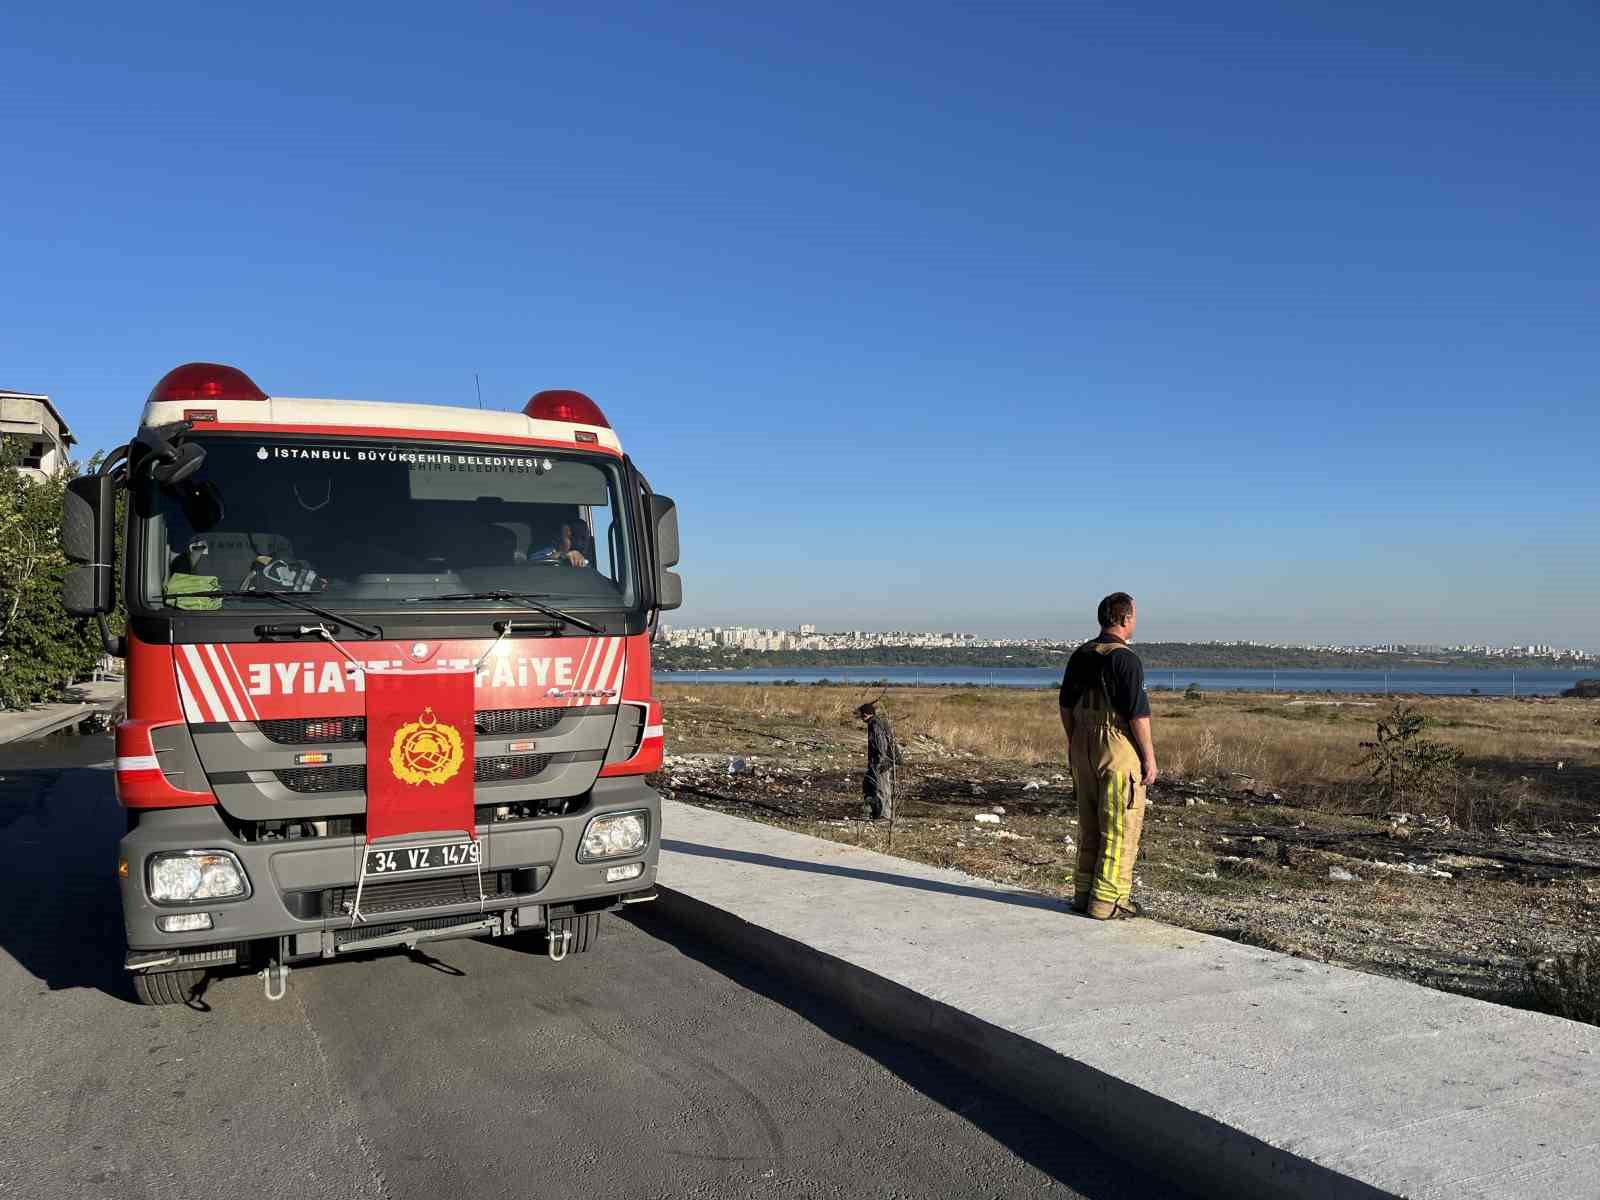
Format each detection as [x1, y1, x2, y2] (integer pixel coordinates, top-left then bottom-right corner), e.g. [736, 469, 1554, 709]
[579, 811, 648, 861]
[148, 851, 248, 903]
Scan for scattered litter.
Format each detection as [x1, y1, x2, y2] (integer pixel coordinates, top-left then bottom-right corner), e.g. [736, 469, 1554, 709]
[1185, 797, 1198, 807]
[969, 784, 986, 796]
[1250, 836, 1266, 844]
[991, 805, 1005, 815]
[726, 756, 750, 775]
[1328, 866, 1360, 883]
[974, 813, 1001, 825]
[1367, 861, 1453, 879]
[985, 829, 1023, 841]
[1050, 773, 1066, 783]
[1022, 781, 1043, 791]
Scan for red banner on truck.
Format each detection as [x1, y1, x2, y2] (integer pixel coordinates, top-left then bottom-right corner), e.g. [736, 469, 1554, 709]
[364, 669, 477, 842]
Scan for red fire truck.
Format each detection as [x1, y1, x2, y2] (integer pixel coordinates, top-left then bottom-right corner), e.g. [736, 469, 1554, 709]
[62, 363, 681, 1004]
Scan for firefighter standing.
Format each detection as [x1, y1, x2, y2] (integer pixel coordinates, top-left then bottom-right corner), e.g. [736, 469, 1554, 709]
[857, 702, 903, 820]
[1059, 593, 1158, 920]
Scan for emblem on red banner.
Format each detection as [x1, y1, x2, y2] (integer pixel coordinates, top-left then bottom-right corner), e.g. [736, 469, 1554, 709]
[389, 707, 465, 786]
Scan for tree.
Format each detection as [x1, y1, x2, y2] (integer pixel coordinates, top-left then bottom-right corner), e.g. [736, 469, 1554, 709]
[1355, 703, 1461, 805]
[0, 442, 105, 708]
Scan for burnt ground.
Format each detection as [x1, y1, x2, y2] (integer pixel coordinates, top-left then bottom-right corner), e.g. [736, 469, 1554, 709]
[655, 697, 1600, 1015]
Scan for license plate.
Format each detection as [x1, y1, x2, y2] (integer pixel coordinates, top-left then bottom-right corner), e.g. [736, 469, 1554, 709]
[365, 839, 480, 877]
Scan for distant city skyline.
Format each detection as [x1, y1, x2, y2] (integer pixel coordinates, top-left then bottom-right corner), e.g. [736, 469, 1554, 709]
[662, 622, 1600, 660]
[666, 596, 1600, 656]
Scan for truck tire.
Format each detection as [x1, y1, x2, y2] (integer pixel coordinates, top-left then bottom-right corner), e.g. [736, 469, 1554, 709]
[133, 968, 205, 1006]
[550, 912, 601, 956]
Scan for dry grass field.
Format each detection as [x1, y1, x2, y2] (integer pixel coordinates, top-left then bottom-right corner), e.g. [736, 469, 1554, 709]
[656, 683, 1600, 1018]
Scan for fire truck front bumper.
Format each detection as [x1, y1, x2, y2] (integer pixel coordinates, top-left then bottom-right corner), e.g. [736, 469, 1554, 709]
[118, 777, 660, 959]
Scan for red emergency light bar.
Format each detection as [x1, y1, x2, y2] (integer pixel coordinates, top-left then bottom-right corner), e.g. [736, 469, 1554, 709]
[149, 362, 268, 405]
[524, 389, 610, 428]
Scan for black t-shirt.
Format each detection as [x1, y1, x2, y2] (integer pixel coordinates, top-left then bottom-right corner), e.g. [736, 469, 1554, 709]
[1058, 634, 1150, 721]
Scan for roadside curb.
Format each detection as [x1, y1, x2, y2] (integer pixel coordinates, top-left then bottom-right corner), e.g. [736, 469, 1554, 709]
[654, 884, 1394, 1200]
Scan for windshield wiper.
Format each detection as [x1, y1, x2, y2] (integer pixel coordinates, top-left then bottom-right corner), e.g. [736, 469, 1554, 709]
[163, 589, 384, 639]
[429, 591, 603, 635]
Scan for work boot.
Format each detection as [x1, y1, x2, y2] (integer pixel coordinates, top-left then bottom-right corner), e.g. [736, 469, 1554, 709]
[1087, 898, 1142, 921]
[1071, 892, 1090, 913]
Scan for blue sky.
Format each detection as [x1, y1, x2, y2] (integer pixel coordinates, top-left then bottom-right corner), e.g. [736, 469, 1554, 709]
[3, 2, 1596, 646]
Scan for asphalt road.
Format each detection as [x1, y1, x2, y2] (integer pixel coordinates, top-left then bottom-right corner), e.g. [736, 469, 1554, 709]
[0, 735, 1177, 1199]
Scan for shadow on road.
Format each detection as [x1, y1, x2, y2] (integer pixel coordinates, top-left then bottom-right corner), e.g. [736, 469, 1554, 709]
[662, 838, 1073, 912]
[624, 905, 1184, 1200]
[0, 736, 134, 1002]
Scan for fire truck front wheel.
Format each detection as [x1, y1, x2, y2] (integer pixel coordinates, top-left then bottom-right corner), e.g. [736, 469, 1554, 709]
[132, 968, 206, 1006]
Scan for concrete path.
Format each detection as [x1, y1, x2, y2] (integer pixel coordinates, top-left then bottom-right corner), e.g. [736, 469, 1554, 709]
[0, 678, 123, 745]
[656, 799, 1600, 1200]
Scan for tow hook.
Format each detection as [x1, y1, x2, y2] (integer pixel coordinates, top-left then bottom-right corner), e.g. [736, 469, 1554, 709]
[548, 928, 571, 962]
[259, 962, 290, 1002]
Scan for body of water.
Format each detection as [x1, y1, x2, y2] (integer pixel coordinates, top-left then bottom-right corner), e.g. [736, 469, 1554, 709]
[659, 665, 1596, 697]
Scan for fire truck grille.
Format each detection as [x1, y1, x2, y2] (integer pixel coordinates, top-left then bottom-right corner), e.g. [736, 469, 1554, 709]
[473, 707, 567, 737]
[321, 871, 517, 918]
[257, 706, 567, 745]
[275, 753, 555, 794]
[474, 753, 553, 782]
[259, 716, 367, 744]
[276, 765, 367, 793]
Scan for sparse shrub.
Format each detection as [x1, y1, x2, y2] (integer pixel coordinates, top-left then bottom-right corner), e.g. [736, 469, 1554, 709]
[1184, 682, 1203, 700]
[1356, 703, 1461, 804]
[1529, 940, 1600, 1026]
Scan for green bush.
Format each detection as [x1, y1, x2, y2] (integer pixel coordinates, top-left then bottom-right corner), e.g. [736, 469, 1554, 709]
[1355, 702, 1461, 805]
[0, 444, 105, 709]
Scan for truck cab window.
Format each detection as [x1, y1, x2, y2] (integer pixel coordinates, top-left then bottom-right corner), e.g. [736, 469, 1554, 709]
[135, 438, 637, 611]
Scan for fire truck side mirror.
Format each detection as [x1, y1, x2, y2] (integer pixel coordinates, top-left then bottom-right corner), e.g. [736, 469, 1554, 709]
[649, 494, 680, 568]
[62, 475, 111, 564]
[657, 570, 683, 611]
[62, 475, 116, 617]
[63, 565, 112, 617]
[649, 494, 682, 611]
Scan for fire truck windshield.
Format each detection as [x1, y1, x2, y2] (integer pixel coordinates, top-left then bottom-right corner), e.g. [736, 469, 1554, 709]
[133, 435, 637, 613]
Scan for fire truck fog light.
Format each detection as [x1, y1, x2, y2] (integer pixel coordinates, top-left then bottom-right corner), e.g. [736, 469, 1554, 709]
[507, 739, 537, 753]
[294, 751, 332, 765]
[148, 851, 247, 903]
[605, 863, 645, 883]
[579, 811, 648, 861]
[157, 912, 213, 933]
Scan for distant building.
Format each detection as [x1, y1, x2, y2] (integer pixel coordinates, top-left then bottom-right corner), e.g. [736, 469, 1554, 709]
[1, 390, 75, 480]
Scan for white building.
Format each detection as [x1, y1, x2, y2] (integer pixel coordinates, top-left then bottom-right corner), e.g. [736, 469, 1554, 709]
[1, 390, 75, 481]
